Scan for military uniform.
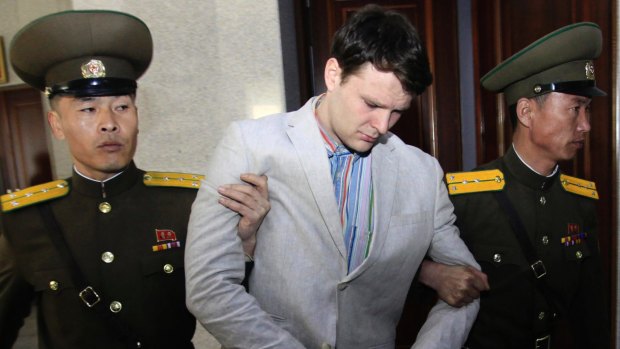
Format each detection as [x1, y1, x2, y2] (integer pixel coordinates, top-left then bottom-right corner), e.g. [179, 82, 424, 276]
[448, 147, 608, 348]
[1, 162, 202, 348]
[444, 21, 610, 349]
[0, 10, 202, 348]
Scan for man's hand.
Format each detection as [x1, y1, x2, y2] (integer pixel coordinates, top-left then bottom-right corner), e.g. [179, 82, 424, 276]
[419, 260, 490, 307]
[217, 174, 270, 257]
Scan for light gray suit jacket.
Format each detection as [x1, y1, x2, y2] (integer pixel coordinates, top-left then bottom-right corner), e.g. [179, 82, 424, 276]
[185, 98, 479, 349]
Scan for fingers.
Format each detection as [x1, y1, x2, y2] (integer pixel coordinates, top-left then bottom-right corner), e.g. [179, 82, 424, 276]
[239, 173, 269, 197]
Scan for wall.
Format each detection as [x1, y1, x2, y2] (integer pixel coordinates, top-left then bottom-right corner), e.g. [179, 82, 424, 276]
[0, 0, 286, 179]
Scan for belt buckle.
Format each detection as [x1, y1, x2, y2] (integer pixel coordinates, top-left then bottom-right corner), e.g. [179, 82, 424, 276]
[535, 334, 550, 349]
[531, 260, 547, 279]
[79, 286, 101, 307]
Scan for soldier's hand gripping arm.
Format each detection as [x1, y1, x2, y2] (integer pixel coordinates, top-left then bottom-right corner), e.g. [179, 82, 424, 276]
[217, 173, 270, 258]
[418, 259, 490, 307]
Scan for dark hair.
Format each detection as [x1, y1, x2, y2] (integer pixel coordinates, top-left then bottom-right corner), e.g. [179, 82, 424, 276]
[330, 4, 433, 95]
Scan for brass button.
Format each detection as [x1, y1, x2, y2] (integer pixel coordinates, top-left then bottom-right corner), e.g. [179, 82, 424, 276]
[163, 264, 174, 274]
[49, 280, 59, 291]
[493, 253, 502, 263]
[538, 311, 545, 320]
[99, 202, 112, 213]
[541, 236, 549, 245]
[539, 196, 546, 205]
[576, 251, 583, 259]
[101, 252, 115, 263]
[110, 301, 123, 313]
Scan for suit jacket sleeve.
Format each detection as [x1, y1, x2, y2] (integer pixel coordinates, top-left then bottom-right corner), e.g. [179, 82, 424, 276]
[0, 231, 34, 348]
[185, 122, 305, 349]
[412, 159, 480, 349]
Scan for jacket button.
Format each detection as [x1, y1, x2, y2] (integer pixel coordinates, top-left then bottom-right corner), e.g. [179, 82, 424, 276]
[493, 253, 502, 263]
[575, 251, 583, 259]
[539, 196, 546, 205]
[99, 202, 112, 213]
[101, 251, 115, 263]
[49, 280, 59, 291]
[110, 301, 123, 313]
[163, 264, 174, 274]
[538, 311, 545, 320]
[541, 236, 549, 245]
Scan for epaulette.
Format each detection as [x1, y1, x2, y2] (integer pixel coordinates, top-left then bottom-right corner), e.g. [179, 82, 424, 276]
[560, 174, 598, 199]
[446, 169, 505, 195]
[1, 180, 69, 213]
[143, 171, 204, 189]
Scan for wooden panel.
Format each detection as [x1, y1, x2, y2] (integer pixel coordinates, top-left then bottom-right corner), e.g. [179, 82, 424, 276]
[0, 87, 51, 193]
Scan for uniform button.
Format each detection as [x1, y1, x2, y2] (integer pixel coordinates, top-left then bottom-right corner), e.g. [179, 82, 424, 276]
[163, 264, 174, 274]
[538, 311, 545, 320]
[109, 301, 123, 313]
[493, 253, 502, 263]
[576, 251, 583, 259]
[101, 252, 115, 263]
[49, 280, 59, 291]
[539, 196, 546, 205]
[99, 202, 112, 213]
[541, 236, 549, 245]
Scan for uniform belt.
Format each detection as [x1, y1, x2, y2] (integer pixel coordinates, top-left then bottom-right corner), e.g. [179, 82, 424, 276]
[535, 334, 550, 349]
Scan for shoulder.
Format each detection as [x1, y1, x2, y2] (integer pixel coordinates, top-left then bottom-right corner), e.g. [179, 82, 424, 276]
[142, 171, 204, 190]
[1, 180, 69, 213]
[445, 169, 506, 196]
[559, 174, 598, 200]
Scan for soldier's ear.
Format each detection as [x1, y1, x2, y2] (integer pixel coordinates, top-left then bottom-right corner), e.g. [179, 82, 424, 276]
[48, 110, 66, 140]
[515, 98, 533, 128]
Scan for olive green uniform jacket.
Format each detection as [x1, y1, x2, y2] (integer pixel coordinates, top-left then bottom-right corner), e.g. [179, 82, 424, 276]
[0, 162, 197, 349]
[452, 146, 609, 349]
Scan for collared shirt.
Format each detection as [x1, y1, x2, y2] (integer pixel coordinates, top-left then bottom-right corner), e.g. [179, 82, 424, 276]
[314, 97, 374, 272]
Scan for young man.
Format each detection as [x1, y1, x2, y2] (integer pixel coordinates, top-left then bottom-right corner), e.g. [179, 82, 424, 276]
[185, 5, 480, 348]
[423, 22, 610, 348]
[0, 10, 268, 348]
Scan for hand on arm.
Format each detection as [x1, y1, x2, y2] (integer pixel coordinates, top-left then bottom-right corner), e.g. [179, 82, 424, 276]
[419, 260, 490, 307]
[217, 173, 270, 257]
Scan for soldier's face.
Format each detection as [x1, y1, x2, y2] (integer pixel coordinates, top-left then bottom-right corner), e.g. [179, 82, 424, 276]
[48, 95, 139, 181]
[527, 92, 592, 163]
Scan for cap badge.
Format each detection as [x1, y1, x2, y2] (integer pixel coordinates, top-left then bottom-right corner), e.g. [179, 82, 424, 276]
[585, 61, 595, 80]
[81, 59, 106, 78]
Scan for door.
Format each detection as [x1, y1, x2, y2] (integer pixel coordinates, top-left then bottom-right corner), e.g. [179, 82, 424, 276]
[0, 87, 52, 194]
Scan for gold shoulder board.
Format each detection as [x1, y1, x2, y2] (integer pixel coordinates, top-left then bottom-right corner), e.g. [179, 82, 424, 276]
[143, 171, 204, 189]
[560, 174, 598, 199]
[446, 169, 505, 195]
[1, 180, 69, 212]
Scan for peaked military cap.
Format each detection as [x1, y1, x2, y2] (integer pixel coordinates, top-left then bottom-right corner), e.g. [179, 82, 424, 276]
[10, 10, 152, 98]
[481, 22, 606, 105]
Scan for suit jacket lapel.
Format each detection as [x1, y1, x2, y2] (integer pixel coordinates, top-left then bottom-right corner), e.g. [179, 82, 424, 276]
[286, 100, 347, 260]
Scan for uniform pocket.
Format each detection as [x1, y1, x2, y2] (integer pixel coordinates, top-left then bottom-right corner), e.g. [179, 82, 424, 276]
[141, 250, 184, 276]
[32, 268, 75, 293]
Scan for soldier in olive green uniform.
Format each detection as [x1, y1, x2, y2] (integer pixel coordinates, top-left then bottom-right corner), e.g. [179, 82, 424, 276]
[421, 23, 610, 348]
[0, 10, 269, 349]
